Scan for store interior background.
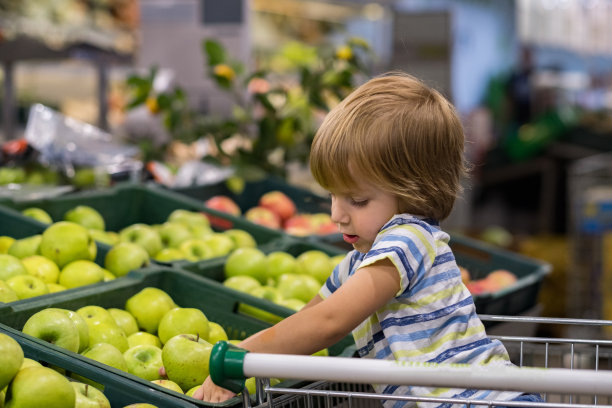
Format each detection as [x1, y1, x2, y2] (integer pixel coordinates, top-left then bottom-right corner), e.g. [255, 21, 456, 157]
[2, 0, 612, 326]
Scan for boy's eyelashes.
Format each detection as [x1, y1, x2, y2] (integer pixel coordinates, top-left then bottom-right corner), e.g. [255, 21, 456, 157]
[350, 199, 368, 207]
[329, 192, 368, 207]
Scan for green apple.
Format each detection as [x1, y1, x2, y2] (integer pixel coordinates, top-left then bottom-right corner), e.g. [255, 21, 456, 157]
[0, 280, 19, 302]
[207, 321, 228, 345]
[72, 381, 111, 408]
[0, 332, 24, 390]
[0, 167, 25, 185]
[46, 308, 90, 353]
[157, 222, 192, 249]
[103, 270, 116, 281]
[225, 247, 268, 284]
[21, 207, 53, 224]
[249, 285, 284, 304]
[122, 404, 159, 408]
[7, 235, 42, 259]
[157, 307, 210, 345]
[185, 385, 201, 398]
[47, 283, 67, 293]
[178, 239, 213, 261]
[104, 242, 150, 278]
[0, 236, 16, 253]
[109, 308, 139, 337]
[295, 250, 333, 284]
[123, 344, 163, 381]
[187, 224, 214, 240]
[0, 254, 27, 280]
[81, 342, 128, 372]
[167, 209, 210, 230]
[153, 248, 185, 262]
[276, 273, 321, 303]
[312, 348, 329, 356]
[127, 331, 162, 349]
[119, 224, 162, 257]
[59, 260, 105, 289]
[222, 229, 256, 249]
[266, 251, 298, 283]
[161, 334, 213, 392]
[20, 357, 42, 370]
[76, 305, 117, 327]
[21, 255, 60, 283]
[151, 379, 183, 394]
[223, 275, 261, 293]
[4, 366, 75, 408]
[22, 308, 80, 352]
[87, 321, 129, 352]
[200, 233, 235, 257]
[88, 229, 119, 246]
[40, 221, 97, 268]
[125, 287, 176, 334]
[64, 205, 106, 231]
[278, 297, 306, 311]
[6, 275, 49, 299]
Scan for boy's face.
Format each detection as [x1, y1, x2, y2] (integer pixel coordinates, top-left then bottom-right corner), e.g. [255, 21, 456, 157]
[329, 176, 399, 253]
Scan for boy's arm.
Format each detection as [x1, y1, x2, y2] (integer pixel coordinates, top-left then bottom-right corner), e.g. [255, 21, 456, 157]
[196, 257, 401, 402]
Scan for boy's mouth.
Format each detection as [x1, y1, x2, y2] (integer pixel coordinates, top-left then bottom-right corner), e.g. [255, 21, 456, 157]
[343, 234, 359, 244]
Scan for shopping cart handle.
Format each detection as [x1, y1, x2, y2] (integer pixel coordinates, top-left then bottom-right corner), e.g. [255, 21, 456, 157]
[209, 341, 249, 394]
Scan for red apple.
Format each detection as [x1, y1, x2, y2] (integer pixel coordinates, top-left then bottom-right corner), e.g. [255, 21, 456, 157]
[244, 206, 281, 229]
[284, 214, 314, 236]
[259, 191, 296, 222]
[204, 196, 241, 216]
[484, 269, 518, 291]
[465, 280, 486, 295]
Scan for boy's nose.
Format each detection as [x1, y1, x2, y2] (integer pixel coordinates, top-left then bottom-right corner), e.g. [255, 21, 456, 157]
[330, 198, 348, 225]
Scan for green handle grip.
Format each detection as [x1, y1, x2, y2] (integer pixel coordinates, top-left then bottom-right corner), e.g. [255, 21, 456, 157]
[209, 340, 249, 394]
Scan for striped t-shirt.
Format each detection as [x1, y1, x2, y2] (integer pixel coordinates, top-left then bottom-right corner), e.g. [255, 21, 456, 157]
[319, 214, 523, 408]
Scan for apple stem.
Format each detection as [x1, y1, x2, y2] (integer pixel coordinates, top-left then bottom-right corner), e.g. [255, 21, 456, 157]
[85, 384, 89, 396]
[196, 333, 200, 342]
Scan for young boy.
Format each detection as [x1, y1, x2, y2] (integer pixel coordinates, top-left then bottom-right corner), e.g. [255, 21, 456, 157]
[195, 72, 540, 406]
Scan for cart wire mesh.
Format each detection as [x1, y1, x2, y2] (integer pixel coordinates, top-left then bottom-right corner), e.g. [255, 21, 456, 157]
[239, 315, 612, 408]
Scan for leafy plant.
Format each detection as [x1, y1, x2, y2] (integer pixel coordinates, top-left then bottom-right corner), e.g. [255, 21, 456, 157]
[125, 38, 374, 179]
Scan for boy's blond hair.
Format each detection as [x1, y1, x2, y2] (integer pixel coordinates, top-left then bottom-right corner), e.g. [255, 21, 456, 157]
[310, 72, 467, 221]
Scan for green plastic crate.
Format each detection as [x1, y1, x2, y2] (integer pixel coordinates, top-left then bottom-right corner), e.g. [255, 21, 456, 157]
[0, 182, 286, 265]
[0, 266, 355, 407]
[449, 234, 550, 316]
[0, 202, 112, 304]
[0, 325, 200, 408]
[172, 176, 332, 216]
[181, 236, 347, 282]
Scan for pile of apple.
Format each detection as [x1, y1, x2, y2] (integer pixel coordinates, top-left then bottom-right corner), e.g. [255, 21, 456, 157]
[222, 247, 344, 314]
[460, 267, 519, 295]
[0, 331, 151, 408]
[20, 204, 259, 264]
[204, 190, 339, 236]
[17, 286, 282, 400]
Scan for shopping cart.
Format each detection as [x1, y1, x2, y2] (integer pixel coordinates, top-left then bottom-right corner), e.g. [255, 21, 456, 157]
[208, 315, 612, 408]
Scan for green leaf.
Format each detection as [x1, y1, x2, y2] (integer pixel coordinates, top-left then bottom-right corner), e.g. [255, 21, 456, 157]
[203, 39, 226, 66]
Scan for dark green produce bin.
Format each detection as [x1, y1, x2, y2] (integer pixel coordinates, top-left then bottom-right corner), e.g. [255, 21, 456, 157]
[0, 325, 200, 408]
[0, 202, 112, 304]
[182, 236, 346, 282]
[0, 182, 286, 266]
[449, 234, 550, 317]
[171, 176, 331, 216]
[0, 266, 355, 407]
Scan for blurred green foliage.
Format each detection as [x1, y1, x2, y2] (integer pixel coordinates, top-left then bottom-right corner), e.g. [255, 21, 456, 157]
[125, 37, 373, 179]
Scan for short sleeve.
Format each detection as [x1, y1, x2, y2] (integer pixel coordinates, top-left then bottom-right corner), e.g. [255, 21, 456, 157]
[358, 218, 436, 295]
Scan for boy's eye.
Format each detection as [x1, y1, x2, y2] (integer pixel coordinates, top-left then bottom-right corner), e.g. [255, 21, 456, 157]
[350, 199, 368, 207]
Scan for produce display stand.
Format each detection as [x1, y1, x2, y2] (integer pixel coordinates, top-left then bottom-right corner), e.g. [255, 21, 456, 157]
[208, 315, 612, 408]
[0, 325, 200, 408]
[0, 182, 286, 267]
[0, 266, 356, 408]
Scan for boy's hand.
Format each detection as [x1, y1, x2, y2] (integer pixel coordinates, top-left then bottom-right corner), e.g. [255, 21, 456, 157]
[193, 376, 236, 402]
